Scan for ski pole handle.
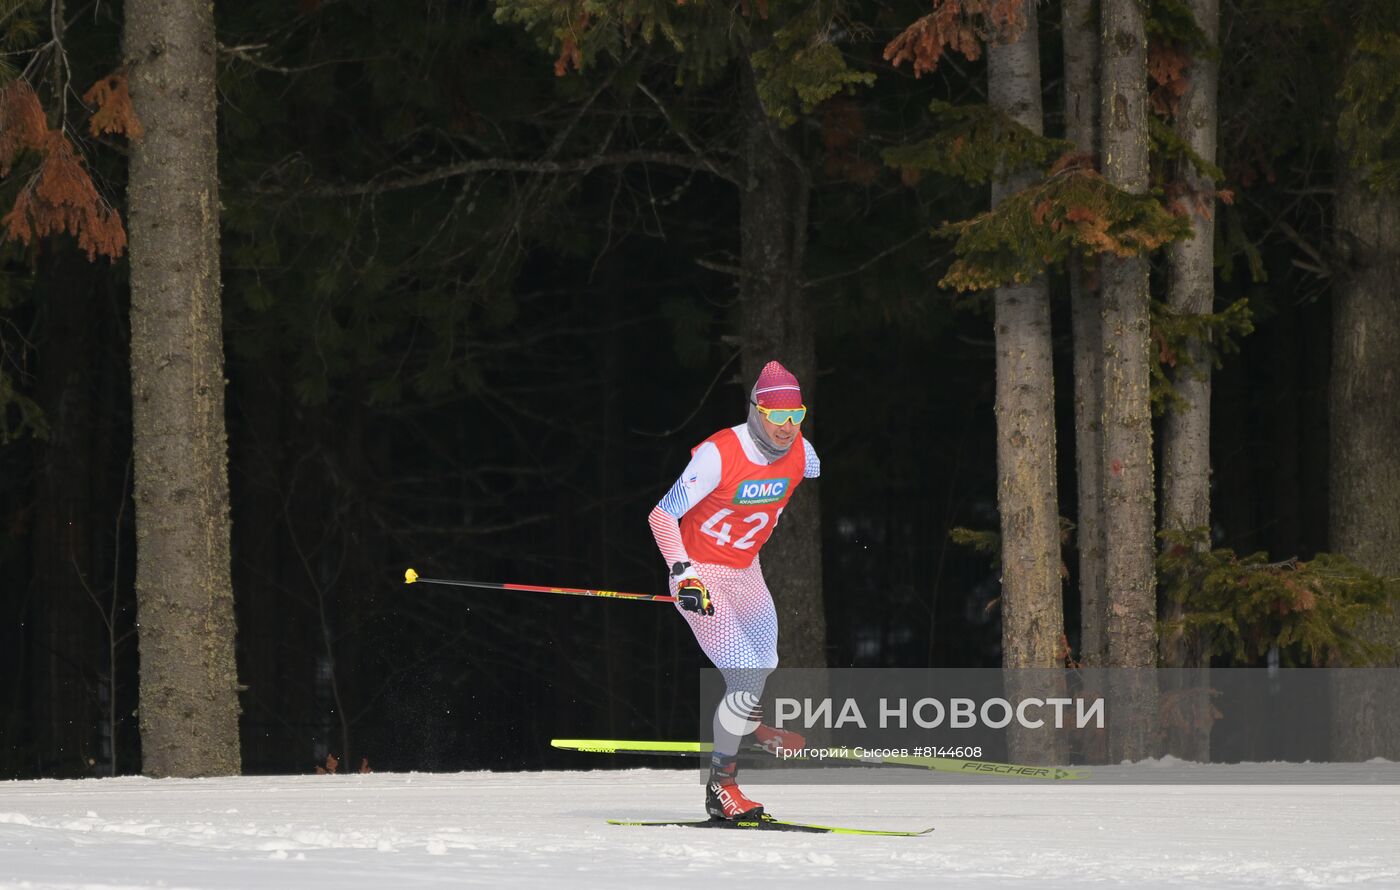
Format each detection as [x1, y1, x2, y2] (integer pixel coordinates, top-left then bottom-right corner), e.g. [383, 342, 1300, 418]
[404, 568, 678, 604]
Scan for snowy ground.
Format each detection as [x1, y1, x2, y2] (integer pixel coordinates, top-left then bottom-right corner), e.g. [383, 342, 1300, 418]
[1, 767, 1397, 888]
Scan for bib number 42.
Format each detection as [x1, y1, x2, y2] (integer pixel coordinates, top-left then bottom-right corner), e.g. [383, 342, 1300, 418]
[699, 507, 782, 550]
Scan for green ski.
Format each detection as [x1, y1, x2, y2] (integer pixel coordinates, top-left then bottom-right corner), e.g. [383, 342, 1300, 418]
[553, 738, 1092, 781]
[608, 814, 933, 836]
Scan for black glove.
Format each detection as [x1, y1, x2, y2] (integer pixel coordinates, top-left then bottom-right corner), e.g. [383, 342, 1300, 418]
[671, 561, 714, 616]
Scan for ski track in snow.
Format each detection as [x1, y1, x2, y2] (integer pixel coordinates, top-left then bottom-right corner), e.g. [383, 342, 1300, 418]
[0, 768, 1396, 888]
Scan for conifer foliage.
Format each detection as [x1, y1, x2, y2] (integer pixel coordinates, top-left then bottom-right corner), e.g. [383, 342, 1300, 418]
[881, 2, 1191, 294]
[883, 0, 1028, 76]
[83, 71, 144, 141]
[1158, 531, 1400, 666]
[881, 101, 1070, 186]
[1144, 0, 1209, 119]
[1338, 32, 1400, 193]
[750, 3, 874, 126]
[1148, 297, 1252, 415]
[494, 0, 873, 125]
[937, 153, 1190, 291]
[0, 80, 126, 260]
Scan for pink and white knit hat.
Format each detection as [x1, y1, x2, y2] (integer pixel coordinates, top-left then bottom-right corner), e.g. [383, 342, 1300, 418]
[752, 360, 803, 409]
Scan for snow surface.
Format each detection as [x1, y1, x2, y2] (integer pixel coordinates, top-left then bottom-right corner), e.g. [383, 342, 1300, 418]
[1, 767, 1397, 888]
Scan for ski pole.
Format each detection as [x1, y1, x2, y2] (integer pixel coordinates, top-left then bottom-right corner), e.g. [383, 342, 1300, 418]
[403, 568, 677, 604]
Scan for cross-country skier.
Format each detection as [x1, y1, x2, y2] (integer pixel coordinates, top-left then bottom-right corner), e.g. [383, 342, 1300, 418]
[647, 360, 819, 820]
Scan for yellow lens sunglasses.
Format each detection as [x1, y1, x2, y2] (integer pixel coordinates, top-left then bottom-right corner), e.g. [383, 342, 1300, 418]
[752, 402, 807, 426]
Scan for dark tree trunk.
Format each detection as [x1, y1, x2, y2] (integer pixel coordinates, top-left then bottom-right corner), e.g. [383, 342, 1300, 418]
[1158, 0, 1218, 762]
[124, 0, 242, 777]
[229, 376, 289, 773]
[1269, 305, 1302, 559]
[92, 276, 138, 776]
[1300, 299, 1331, 554]
[229, 373, 320, 773]
[1099, 0, 1157, 760]
[284, 410, 355, 771]
[737, 63, 825, 668]
[1329, 159, 1400, 759]
[1160, 0, 1218, 616]
[28, 244, 105, 777]
[324, 396, 384, 770]
[991, 2, 1067, 764]
[990, 2, 1064, 669]
[1212, 352, 1258, 552]
[1063, 0, 1106, 667]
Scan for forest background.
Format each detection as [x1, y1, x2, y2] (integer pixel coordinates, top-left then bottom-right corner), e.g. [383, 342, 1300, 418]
[1, 0, 1397, 779]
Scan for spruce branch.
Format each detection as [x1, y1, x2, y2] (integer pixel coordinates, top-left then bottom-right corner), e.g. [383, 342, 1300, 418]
[1337, 31, 1400, 193]
[249, 151, 732, 197]
[882, 101, 1072, 185]
[1158, 529, 1400, 666]
[751, 2, 875, 127]
[1149, 297, 1254, 415]
[883, 0, 1030, 77]
[937, 153, 1191, 291]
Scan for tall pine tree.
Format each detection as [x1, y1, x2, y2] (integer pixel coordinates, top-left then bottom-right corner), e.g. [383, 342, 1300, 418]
[1099, 0, 1157, 761]
[1157, 0, 1219, 761]
[1063, 0, 1106, 668]
[988, 0, 1066, 763]
[124, 0, 242, 777]
[1330, 4, 1400, 759]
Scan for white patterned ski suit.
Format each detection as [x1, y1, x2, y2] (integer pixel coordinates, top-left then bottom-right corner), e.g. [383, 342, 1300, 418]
[648, 424, 820, 757]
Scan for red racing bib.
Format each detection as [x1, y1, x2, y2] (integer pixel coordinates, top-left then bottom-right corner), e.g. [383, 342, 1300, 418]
[679, 428, 806, 568]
